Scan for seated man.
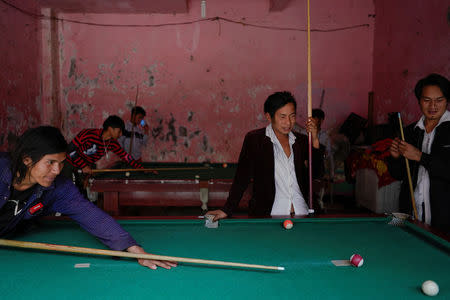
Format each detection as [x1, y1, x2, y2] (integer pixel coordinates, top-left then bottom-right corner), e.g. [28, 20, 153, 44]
[0, 126, 176, 269]
[387, 73, 450, 233]
[66, 115, 143, 176]
[207, 91, 324, 220]
[118, 106, 149, 162]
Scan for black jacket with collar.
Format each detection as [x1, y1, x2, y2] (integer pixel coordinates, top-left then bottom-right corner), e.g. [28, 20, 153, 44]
[223, 128, 324, 216]
[387, 119, 450, 233]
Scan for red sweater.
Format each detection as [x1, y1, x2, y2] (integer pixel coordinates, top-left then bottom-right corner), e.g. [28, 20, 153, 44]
[66, 129, 143, 169]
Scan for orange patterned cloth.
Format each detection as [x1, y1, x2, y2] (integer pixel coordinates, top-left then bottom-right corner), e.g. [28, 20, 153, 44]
[347, 139, 397, 188]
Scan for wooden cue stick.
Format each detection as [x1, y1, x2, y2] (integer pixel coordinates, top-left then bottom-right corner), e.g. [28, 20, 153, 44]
[91, 167, 210, 173]
[129, 84, 139, 155]
[307, 0, 313, 211]
[397, 112, 418, 219]
[0, 239, 284, 271]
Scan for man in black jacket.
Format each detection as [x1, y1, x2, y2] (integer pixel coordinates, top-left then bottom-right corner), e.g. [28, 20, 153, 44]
[388, 73, 450, 233]
[207, 91, 324, 220]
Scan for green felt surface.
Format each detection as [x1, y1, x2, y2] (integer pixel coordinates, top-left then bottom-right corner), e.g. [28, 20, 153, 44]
[93, 162, 238, 180]
[0, 218, 449, 299]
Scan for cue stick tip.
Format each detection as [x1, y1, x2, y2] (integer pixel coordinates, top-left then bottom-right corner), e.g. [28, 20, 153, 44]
[278, 266, 285, 271]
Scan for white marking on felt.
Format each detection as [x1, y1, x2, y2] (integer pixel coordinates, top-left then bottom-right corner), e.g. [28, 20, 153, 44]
[74, 263, 91, 268]
[331, 260, 351, 266]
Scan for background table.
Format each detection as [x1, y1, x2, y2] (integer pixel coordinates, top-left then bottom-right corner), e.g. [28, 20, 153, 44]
[89, 162, 251, 215]
[1, 217, 448, 299]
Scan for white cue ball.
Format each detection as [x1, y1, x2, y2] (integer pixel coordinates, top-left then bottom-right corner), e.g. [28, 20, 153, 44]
[125, 172, 130, 177]
[421, 280, 439, 296]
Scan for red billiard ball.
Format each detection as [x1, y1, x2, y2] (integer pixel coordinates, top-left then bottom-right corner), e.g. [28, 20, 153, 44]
[283, 219, 293, 230]
[350, 254, 364, 267]
[222, 163, 228, 168]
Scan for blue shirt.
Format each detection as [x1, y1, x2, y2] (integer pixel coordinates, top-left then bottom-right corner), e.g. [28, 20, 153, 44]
[0, 154, 137, 250]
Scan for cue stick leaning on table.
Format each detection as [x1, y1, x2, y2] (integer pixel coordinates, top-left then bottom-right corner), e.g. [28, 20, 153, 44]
[0, 239, 284, 271]
[306, 0, 314, 213]
[397, 112, 418, 220]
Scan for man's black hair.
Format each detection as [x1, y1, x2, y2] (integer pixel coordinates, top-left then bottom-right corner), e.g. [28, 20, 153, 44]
[264, 91, 297, 118]
[414, 73, 449, 103]
[312, 108, 325, 120]
[10, 126, 68, 184]
[131, 106, 146, 117]
[103, 115, 125, 132]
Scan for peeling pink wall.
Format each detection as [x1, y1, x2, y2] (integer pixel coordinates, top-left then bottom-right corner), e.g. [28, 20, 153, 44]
[53, 0, 374, 162]
[372, 0, 450, 125]
[0, 1, 42, 151]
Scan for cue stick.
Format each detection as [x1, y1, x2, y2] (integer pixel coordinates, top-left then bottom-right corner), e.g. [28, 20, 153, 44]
[129, 84, 139, 155]
[90, 167, 210, 173]
[397, 112, 418, 220]
[306, 0, 313, 212]
[0, 239, 284, 271]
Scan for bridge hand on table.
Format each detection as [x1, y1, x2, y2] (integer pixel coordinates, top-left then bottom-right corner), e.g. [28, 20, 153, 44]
[127, 245, 177, 270]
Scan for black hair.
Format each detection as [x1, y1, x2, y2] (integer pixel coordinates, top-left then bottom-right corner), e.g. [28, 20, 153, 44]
[414, 73, 449, 103]
[10, 126, 68, 184]
[264, 91, 297, 117]
[131, 106, 146, 117]
[103, 115, 125, 132]
[312, 108, 325, 120]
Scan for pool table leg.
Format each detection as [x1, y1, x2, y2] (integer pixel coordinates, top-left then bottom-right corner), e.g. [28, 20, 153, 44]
[103, 192, 119, 216]
[200, 187, 209, 212]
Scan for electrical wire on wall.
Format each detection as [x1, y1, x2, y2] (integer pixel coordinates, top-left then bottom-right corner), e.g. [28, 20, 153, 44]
[1, 0, 370, 33]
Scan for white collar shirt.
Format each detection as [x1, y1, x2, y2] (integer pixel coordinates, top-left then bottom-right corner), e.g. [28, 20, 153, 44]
[266, 124, 309, 216]
[414, 110, 450, 224]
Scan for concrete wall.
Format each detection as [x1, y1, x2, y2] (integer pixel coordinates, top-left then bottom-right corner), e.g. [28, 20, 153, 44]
[372, 0, 450, 125]
[0, 1, 41, 150]
[1, 0, 376, 162]
[52, 0, 374, 162]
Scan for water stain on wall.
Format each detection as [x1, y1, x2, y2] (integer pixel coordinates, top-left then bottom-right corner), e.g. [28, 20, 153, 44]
[146, 109, 205, 159]
[165, 114, 177, 143]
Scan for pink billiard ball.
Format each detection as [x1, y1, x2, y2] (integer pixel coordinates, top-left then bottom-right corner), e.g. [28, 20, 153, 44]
[350, 254, 364, 267]
[283, 219, 293, 230]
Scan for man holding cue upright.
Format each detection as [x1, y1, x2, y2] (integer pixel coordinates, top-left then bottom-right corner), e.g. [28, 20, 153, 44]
[387, 73, 450, 233]
[207, 91, 324, 220]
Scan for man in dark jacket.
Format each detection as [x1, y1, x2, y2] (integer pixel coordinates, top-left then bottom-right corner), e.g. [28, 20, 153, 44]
[207, 91, 324, 220]
[388, 73, 450, 233]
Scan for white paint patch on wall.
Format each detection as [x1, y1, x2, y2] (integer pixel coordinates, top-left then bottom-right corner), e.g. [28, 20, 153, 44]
[256, 113, 264, 121]
[176, 23, 200, 52]
[247, 85, 272, 99]
[229, 104, 240, 113]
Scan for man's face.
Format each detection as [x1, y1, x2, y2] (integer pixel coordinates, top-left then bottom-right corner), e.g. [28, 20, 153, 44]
[132, 113, 145, 125]
[312, 117, 323, 131]
[110, 127, 122, 139]
[266, 103, 296, 136]
[419, 85, 448, 121]
[24, 153, 65, 187]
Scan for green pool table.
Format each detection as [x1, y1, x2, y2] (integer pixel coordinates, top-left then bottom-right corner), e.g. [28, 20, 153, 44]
[88, 162, 251, 215]
[0, 217, 448, 299]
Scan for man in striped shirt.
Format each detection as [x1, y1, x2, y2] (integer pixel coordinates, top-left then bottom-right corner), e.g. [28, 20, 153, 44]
[66, 115, 143, 175]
